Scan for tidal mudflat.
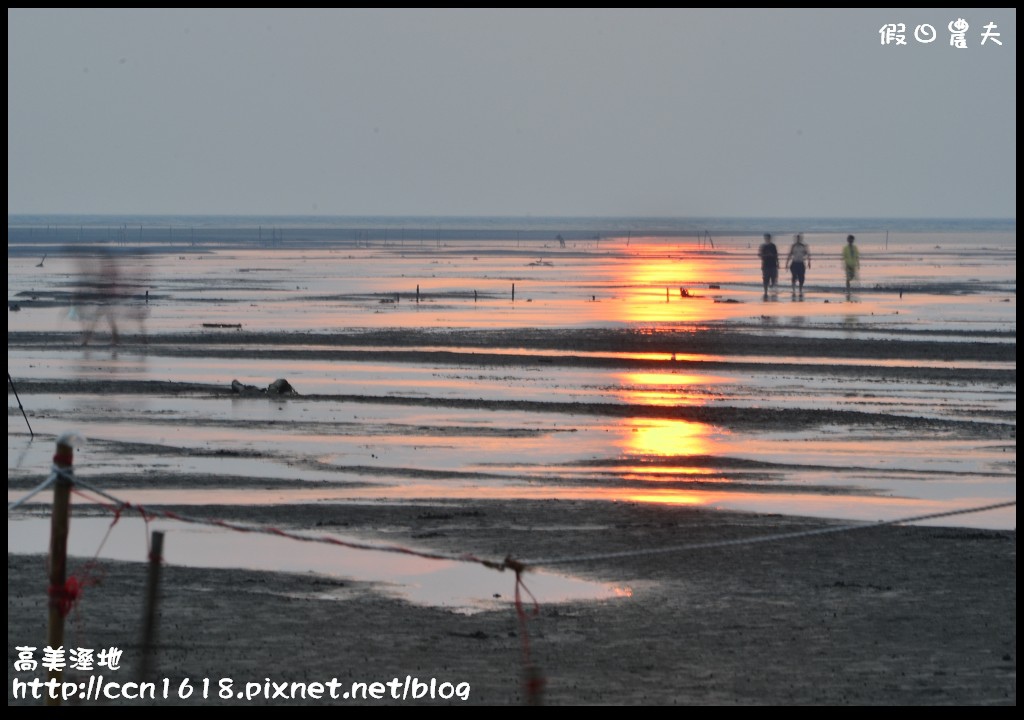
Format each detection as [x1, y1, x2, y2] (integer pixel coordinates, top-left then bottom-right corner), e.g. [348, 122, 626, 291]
[8, 228, 1016, 704]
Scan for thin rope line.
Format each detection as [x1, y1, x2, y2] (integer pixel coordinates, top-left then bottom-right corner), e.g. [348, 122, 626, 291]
[522, 500, 1016, 567]
[70, 478, 511, 572]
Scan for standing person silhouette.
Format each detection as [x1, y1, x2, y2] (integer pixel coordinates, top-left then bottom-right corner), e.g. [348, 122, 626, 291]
[786, 233, 811, 295]
[842, 234, 860, 293]
[757, 233, 779, 298]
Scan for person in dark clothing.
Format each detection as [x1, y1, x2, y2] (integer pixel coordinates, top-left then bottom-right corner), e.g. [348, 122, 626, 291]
[758, 233, 779, 296]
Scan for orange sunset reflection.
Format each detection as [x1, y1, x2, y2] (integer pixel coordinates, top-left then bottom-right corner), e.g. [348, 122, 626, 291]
[618, 417, 715, 458]
[613, 370, 721, 407]
[611, 247, 722, 324]
[623, 491, 708, 505]
[611, 370, 725, 462]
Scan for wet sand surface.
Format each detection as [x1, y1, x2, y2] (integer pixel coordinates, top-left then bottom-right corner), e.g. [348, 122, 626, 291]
[7, 326, 1016, 706]
[7, 236, 1017, 705]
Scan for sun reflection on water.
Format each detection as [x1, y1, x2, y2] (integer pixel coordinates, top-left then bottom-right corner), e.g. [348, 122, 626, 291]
[616, 418, 720, 458]
[623, 492, 708, 506]
[609, 246, 738, 324]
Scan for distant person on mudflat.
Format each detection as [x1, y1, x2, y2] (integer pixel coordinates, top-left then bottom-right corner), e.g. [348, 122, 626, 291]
[758, 233, 779, 297]
[786, 233, 811, 294]
[842, 234, 860, 291]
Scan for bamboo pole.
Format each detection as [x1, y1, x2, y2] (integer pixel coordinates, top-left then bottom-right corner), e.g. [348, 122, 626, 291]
[138, 531, 165, 682]
[45, 436, 75, 706]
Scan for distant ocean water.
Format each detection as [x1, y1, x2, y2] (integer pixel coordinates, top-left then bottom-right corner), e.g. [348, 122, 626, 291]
[6, 214, 1016, 251]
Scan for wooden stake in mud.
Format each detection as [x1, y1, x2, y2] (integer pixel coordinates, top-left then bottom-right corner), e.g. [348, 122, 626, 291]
[46, 435, 75, 706]
[139, 531, 165, 682]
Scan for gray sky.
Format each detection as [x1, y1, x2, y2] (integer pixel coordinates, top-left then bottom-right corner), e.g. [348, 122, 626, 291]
[7, 8, 1016, 219]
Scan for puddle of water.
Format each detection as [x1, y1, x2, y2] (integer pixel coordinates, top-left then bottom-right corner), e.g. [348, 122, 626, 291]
[7, 514, 630, 615]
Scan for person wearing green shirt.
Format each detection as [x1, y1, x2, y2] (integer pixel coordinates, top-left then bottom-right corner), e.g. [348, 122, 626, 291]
[842, 234, 860, 291]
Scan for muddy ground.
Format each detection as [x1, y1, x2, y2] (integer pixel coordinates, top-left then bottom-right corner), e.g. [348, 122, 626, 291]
[6, 500, 1016, 706]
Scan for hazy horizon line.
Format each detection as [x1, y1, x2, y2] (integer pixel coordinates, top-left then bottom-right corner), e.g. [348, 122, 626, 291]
[8, 212, 1016, 221]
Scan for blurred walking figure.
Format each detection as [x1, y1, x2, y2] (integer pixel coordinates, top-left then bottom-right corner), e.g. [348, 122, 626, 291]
[757, 233, 779, 297]
[842, 234, 860, 292]
[70, 248, 148, 346]
[786, 233, 811, 295]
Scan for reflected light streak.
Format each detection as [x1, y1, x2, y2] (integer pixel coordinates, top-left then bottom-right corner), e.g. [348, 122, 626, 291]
[628, 257, 700, 287]
[617, 418, 718, 457]
[620, 371, 719, 388]
[608, 251, 723, 324]
[620, 472, 725, 481]
[624, 492, 708, 506]
[613, 370, 724, 408]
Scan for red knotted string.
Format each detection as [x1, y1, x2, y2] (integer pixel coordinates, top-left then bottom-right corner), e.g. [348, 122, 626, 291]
[506, 556, 546, 705]
[48, 562, 105, 618]
[48, 577, 83, 617]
